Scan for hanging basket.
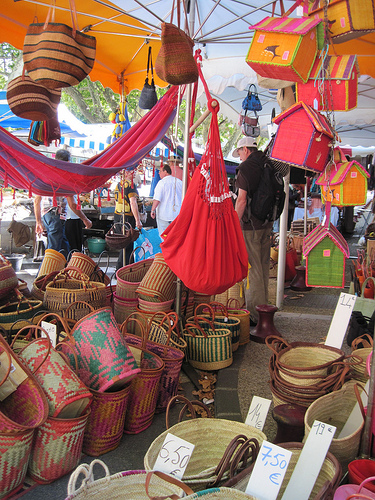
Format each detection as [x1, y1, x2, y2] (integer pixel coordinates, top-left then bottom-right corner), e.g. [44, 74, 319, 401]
[105, 222, 139, 250]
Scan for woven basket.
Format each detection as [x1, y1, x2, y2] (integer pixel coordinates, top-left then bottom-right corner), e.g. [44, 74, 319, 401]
[138, 310, 188, 354]
[113, 293, 139, 325]
[138, 297, 174, 313]
[136, 253, 177, 302]
[350, 346, 371, 383]
[28, 410, 90, 484]
[31, 271, 60, 302]
[83, 383, 131, 457]
[67, 253, 110, 286]
[36, 248, 66, 278]
[105, 222, 138, 250]
[0, 332, 49, 433]
[18, 332, 92, 418]
[0, 294, 44, 332]
[59, 307, 141, 392]
[0, 428, 34, 499]
[0, 254, 18, 301]
[226, 300, 251, 346]
[145, 418, 266, 491]
[185, 488, 258, 499]
[183, 317, 232, 371]
[44, 270, 107, 318]
[123, 344, 164, 434]
[304, 380, 365, 471]
[116, 258, 154, 300]
[66, 461, 192, 500]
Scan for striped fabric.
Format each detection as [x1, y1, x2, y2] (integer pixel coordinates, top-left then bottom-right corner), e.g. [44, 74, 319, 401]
[23, 22, 96, 90]
[308, 55, 358, 80]
[273, 102, 334, 137]
[251, 16, 321, 35]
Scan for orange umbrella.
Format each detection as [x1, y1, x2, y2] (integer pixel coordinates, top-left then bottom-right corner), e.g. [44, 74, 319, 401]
[0, 0, 166, 94]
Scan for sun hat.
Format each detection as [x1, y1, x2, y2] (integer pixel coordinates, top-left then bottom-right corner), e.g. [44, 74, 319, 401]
[233, 137, 258, 157]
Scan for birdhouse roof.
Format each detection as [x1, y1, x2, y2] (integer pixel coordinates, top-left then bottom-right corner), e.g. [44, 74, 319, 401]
[251, 16, 322, 35]
[273, 101, 334, 138]
[308, 55, 359, 81]
[303, 223, 349, 257]
[316, 160, 370, 186]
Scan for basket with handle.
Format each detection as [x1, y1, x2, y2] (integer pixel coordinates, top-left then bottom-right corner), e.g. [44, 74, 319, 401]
[136, 253, 177, 302]
[226, 298, 251, 345]
[67, 252, 110, 286]
[0, 290, 44, 332]
[36, 248, 66, 278]
[116, 248, 154, 300]
[15, 325, 92, 419]
[144, 396, 266, 492]
[146, 311, 188, 355]
[44, 269, 107, 319]
[113, 293, 139, 325]
[183, 316, 232, 371]
[31, 270, 60, 302]
[0, 253, 18, 301]
[59, 306, 141, 392]
[105, 222, 138, 250]
[350, 335, 372, 383]
[65, 460, 195, 500]
[121, 314, 184, 413]
[0, 331, 49, 433]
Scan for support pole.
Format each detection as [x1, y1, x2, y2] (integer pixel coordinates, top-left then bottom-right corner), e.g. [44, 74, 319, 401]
[189, 100, 218, 134]
[276, 171, 290, 309]
[360, 344, 375, 458]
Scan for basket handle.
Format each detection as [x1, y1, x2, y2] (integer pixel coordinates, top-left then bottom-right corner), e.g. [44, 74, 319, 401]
[145, 471, 194, 499]
[227, 298, 241, 310]
[36, 311, 72, 339]
[265, 335, 289, 354]
[11, 325, 52, 374]
[63, 300, 95, 326]
[166, 395, 197, 429]
[0, 339, 12, 388]
[194, 315, 216, 332]
[67, 459, 110, 496]
[129, 245, 146, 264]
[55, 340, 79, 372]
[347, 495, 375, 500]
[34, 270, 60, 291]
[147, 311, 173, 347]
[122, 316, 147, 350]
[351, 334, 373, 351]
[178, 399, 212, 422]
[354, 383, 367, 421]
[194, 302, 215, 322]
[209, 301, 229, 317]
[184, 321, 207, 339]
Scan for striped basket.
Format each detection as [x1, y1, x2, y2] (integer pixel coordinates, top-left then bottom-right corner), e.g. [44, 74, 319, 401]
[116, 258, 154, 300]
[113, 293, 139, 325]
[0, 428, 34, 499]
[145, 311, 188, 354]
[136, 253, 177, 303]
[226, 299, 251, 346]
[67, 253, 110, 285]
[31, 271, 60, 302]
[0, 254, 18, 301]
[183, 317, 233, 371]
[27, 410, 90, 484]
[0, 294, 44, 333]
[36, 248, 66, 278]
[82, 383, 131, 457]
[124, 345, 164, 434]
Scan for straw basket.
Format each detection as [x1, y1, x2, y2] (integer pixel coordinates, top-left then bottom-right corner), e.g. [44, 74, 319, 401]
[0, 428, 34, 499]
[350, 346, 371, 383]
[83, 383, 131, 457]
[0, 294, 44, 333]
[227, 299, 251, 345]
[116, 257, 154, 300]
[66, 461, 193, 500]
[136, 253, 177, 302]
[144, 417, 266, 491]
[113, 293, 138, 325]
[0, 254, 18, 301]
[138, 310, 188, 354]
[304, 381, 365, 471]
[28, 410, 90, 484]
[185, 489, 258, 499]
[36, 248, 66, 278]
[31, 271, 60, 301]
[67, 253, 110, 285]
[138, 297, 174, 313]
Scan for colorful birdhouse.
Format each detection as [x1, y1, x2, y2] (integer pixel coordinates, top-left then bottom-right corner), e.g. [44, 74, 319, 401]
[269, 101, 334, 173]
[246, 17, 323, 83]
[303, 221, 349, 288]
[316, 147, 370, 206]
[308, 0, 375, 43]
[295, 54, 359, 112]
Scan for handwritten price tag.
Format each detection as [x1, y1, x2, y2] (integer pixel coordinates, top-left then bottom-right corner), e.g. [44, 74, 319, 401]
[153, 432, 194, 479]
[325, 292, 356, 349]
[245, 441, 292, 500]
[245, 396, 271, 431]
[41, 321, 57, 348]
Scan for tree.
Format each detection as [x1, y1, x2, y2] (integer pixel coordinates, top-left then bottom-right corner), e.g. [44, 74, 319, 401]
[0, 44, 21, 89]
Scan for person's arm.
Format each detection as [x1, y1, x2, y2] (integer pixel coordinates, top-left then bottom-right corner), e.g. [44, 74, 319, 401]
[235, 188, 247, 221]
[66, 196, 92, 229]
[129, 196, 142, 229]
[34, 195, 44, 235]
[150, 200, 160, 219]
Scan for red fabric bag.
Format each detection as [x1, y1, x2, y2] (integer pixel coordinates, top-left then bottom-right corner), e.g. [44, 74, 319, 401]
[161, 62, 248, 295]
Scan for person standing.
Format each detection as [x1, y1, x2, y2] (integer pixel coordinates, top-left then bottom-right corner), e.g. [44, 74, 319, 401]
[65, 195, 93, 252]
[234, 137, 272, 326]
[114, 169, 143, 269]
[150, 163, 183, 237]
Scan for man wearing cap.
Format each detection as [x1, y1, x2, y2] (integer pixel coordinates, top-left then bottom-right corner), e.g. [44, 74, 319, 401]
[234, 137, 272, 326]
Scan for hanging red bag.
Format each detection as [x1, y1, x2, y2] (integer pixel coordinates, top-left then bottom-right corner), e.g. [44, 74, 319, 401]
[161, 57, 248, 295]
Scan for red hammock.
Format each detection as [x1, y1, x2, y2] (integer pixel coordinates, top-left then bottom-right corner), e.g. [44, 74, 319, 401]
[161, 55, 248, 295]
[0, 86, 179, 197]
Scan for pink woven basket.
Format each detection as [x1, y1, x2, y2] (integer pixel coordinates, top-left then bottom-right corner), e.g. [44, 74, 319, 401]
[0, 254, 18, 300]
[116, 258, 154, 300]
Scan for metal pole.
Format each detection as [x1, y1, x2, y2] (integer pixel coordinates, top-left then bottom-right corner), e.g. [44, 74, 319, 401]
[360, 343, 375, 458]
[304, 182, 308, 235]
[276, 171, 290, 309]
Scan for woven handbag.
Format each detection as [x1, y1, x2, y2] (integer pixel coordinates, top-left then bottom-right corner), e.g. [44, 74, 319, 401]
[31, 271, 60, 302]
[66, 460, 194, 500]
[123, 343, 164, 434]
[17, 328, 92, 418]
[146, 311, 188, 354]
[226, 299, 250, 346]
[136, 253, 177, 303]
[183, 316, 232, 371]
[67, 252, 110, 285]
[0, 428, 35, 499]
[0, 292, 44, 333]
[22, 0, 96, 89]
[116, 256, 154, 300]
[6, 71, 61, 121]
[82, 382, 131, 457]
[121, 315, 184, 413]
[0, 332, 49, 433]
[59, 307, 141, 392]
[28, 409, 90, 484]
[0, 253, 18, 301]
[105, 222, 138, 250]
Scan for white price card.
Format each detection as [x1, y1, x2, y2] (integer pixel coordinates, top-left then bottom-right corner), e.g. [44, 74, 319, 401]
[281, 420, 336, 500]
[41, 321, 57, 348]
[245, 396, 271, 431]
[153, 432, 194, 480]
[245, 441, 292, 500]
[325, 293, 356, 349]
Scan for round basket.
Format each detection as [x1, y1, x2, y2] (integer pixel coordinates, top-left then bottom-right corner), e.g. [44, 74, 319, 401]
[138, 297, 174, 313]
[67, 252, 110, 285]
[116, 258, 154, 300]
[351, 346, 371, 383]
[113, 293, 139, 325]
[37, 249, 66, 278]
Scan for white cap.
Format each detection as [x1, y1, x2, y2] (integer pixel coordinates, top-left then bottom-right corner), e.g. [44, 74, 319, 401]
[232, 137, 258, 158]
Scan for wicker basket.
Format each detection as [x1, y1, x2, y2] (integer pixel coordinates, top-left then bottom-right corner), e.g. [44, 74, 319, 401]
[67, 253, 110, 285]
[105, 222, 139, 250]
[0, 254, 18, 301]
[226, 301, 251, 346]
[31, 271, 60, 302]
[116, 258, 154, 300]
[136, 253, 177, 302]
[36, 248, 66, 278]
[0, 294, 44, 332]
[113, 293, 139, 325]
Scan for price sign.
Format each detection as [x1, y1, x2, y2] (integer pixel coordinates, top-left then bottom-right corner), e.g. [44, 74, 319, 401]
[153, 432, 194, 480]
[281, 420, 336, 500]
[325, 293, 356, 349]
[41, 321, 57, 348]
[245, 396, 271, 431]
[245, 441, 292, 500]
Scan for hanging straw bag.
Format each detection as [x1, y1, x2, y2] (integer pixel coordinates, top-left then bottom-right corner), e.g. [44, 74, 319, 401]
[23, 0, 96, 89]
[183, 316, 232, 371]
[0, 253, 18, 301]
[139, 46, 158, 110]
[66, 460, 194, 500]
[144, 396, 265, 492]
[136, 253, 177, 302]
[105, 222, 138, 250]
